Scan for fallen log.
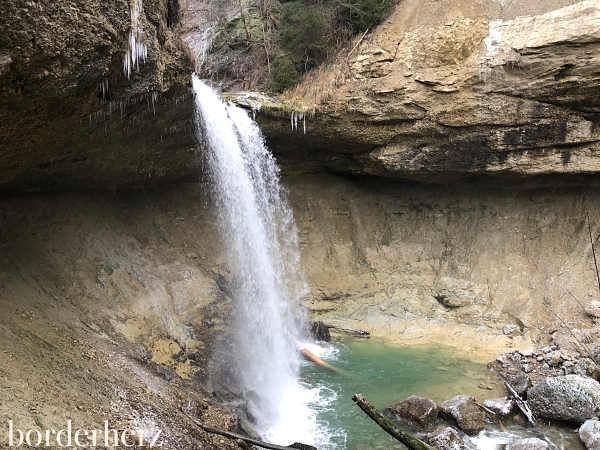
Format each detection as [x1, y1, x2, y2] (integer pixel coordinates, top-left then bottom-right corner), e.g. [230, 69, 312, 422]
[352, 394, 434, 450]
[327, 325, 370, 336]
[491, 370, 536, 428]
[300, 346, 347, 375]
[183, 410, 317, 450]
[503, 379, 536, 428]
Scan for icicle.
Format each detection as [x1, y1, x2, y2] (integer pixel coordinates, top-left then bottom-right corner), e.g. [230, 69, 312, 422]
[123, 0, 148, 79]
[152, 92, 158, 115]
[303, 114, 306, 134]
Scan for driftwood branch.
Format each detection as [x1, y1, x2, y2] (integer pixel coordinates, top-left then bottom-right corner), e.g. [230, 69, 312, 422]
[347, 27, 370, 58]
[183, 411, 316, 450]
[300, 346, 347, 375]
[352, 394, 434, 450]
[327, 325, 370, 336]
[492, 371, 535, 427]
[503, 380, 536, 427]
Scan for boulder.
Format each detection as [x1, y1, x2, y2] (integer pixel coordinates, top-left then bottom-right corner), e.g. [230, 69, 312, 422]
[506, 438, 549, 450]
[545, 351, 563, 367]
[440, 395, 485, 435]
[426, 427, 470, 450]
[309, 321, 331, 342]
[503, 325, 520, 337]
[580, 419, 600, 450]
[509, 374, 531, 396]
[386, 395, 439, 428]
[574, 359, 600, 380]
[482, 397, 514, 418]
[528, 375, 600, 423]
[432, 277, 478, 307]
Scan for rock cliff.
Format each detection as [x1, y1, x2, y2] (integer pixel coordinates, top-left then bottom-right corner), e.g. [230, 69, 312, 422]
[250, 0, 600, 182]
[0, 0, 196, 191]
[3, 0, 600, 189]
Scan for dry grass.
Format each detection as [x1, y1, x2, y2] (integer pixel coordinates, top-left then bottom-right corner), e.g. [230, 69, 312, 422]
[278, 31, 369, 114]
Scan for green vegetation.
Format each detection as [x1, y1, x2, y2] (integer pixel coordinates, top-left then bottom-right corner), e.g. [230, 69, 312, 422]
[270, 53, 302, 92]
[201, 0, 396, 92]
[271, 2, 329, 91]
[340, 0, 394, 33]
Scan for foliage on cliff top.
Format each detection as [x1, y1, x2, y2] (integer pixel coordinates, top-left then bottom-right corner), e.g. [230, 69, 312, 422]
[198, 0, 394, 93]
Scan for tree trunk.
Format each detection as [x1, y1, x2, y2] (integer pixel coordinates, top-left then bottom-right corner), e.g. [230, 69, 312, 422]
[183, 411, 317, 450]
[352, 394, 434, 450]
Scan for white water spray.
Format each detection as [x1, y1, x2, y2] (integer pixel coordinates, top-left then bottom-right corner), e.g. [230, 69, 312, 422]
[192, 76, 319, 444]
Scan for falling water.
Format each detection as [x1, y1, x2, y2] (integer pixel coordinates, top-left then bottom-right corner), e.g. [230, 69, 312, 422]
[191, 76, 320, 444]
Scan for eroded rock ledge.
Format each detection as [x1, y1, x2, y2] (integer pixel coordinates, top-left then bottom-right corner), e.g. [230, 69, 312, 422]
[3, 0, 600, 191]
[247, 0, 600, 182]
[0, 0, 197, 192]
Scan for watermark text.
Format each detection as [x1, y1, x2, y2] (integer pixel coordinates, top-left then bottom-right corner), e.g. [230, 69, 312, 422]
[6, 420, 162, 447]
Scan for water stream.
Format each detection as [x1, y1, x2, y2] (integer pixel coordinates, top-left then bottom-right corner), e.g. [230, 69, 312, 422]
[192, 76, 318, 444]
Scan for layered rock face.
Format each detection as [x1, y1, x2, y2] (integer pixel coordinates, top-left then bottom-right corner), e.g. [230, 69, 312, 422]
[253, 0, 600, 181]
[287, 174, 600, 355]
[0, 0, 197, 191]
[3, 0, 600, 190]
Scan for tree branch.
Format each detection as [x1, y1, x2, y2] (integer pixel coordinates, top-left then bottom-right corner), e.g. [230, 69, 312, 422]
[182, 410, 317, 450]
[352, 394, 434, 450]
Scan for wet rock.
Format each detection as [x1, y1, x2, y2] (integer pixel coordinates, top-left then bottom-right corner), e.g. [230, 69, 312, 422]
[386, 395, 438, 428]
[440, 395, 485, 435]
[288, 443, 317, 450]
[579, 419, 600, 450]
[310, 321, 331, 342]
[506, 437, 549, 450]
[483, 397, 514, 418]
[574, 358, 600, 380]
[239, 418, 261, 440]
[426, 427, 470, 450]
[509, 374, 531, 396]
[528, 375, 600, 423]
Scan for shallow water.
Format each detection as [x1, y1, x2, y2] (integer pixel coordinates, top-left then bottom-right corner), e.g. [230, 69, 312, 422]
[300, 336, 585, 450]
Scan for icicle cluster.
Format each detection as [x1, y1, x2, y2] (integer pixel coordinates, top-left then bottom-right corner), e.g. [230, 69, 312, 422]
[123, 0, 148, 79]
[290, 111, 306, 134]
[98, 80, 109, 101]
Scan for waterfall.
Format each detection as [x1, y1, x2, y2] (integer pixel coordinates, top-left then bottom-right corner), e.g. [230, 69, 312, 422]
[191, 76, 318, 444]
